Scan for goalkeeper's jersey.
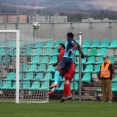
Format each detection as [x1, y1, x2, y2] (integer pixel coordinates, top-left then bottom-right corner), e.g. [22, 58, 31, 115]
[63, 39, 80, 59]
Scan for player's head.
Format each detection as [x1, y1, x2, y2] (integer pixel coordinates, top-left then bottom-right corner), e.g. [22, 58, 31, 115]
[58, 43, 65, 52]
[67, 32, 74, 40]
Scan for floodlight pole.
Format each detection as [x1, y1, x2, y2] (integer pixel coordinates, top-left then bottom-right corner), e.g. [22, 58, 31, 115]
[79, 32, 82, 103]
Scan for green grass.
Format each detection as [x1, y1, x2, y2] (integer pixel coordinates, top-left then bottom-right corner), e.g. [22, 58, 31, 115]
[0, 100, 117, 117]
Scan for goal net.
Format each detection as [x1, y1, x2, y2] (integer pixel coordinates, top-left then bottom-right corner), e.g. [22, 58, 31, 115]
[0, 30, 51, 103]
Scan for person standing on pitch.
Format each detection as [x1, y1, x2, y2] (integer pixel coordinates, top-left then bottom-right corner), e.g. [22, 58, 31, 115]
[98, 55, 114, 102]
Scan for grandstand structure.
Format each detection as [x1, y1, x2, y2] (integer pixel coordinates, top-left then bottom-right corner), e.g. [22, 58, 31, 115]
[0, 18, 117, 102]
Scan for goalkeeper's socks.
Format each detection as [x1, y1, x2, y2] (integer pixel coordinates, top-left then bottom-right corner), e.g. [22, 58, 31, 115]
[54, 71, 60, 84]
[66, 84, 72, 96]
[63, 84, 67, 96]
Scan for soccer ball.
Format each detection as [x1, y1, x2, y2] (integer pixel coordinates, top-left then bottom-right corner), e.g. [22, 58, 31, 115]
[32, 22, 40, 29]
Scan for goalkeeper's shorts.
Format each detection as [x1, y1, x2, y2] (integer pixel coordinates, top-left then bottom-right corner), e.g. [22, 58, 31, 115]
[64, 63, 75, 80]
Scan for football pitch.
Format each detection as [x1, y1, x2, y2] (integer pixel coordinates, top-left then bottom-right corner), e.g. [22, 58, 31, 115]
[0, 100, 117, 117]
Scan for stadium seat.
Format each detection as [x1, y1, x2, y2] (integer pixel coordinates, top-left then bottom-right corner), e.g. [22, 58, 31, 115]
[25, 47, 32, 56]
[19, 73, 24, 80]
[45, 40, 53, 48]
[88, 48, 97, 56]
[91, 40, 100, 48]
[28, 56, 40, 64]
[40, 56, 49, 64]
[44, 47, 52, 55]
[1, 81, 12, 89]
[100, 40, 109, 48]
[83, 65, 93, 73]
[0, 80, 2, 88]
[59, 82, 64, 90]
[22, 64, 28, 72]
[35, 42, 44, 48]
[112, 74, 117, 82]
[11, 82, 21, 90]
[8, 49, 15, 57]
[23, 81, 30, 89]
[8, 40, 16, 48]
[4, 72, 15, 81]
[76, 58, 86, 64]
[24, 73, 34, 80]
[96, 48, 107, 56]
[52, 48, 59, 56]
[112, 82, 117, 92]
[34, 73, 44, 80]
[82, 73, 91, 82]
[40, 73, 51, 81]
[109, 56, 115, 64]
[30, 81, 40, 90]
[54, 40, 63, 48]
[82, 48, 89, 56]
[75, 51, 79, 56]
[37, 64, 46, 72]
[74, 73, 79, 81]
[27, 64, 37, 72]
[32, 48, 42, 56]
[0, 48, 5, 56]
[93, 64, 100, 73]
[86, 56, 95, 64]
[96, 57, 103, 64]
[0, 40, 7, 48]
[26, 40, 34, 48]
[49, 56, 57, 64]
[71, 82, 78, 91]
[40, 81, 49, 90]
[82, 40, 91, 48]
[76, 64, 83, 72]
[2, 57, 10, 64]
[46, 65, 55, 72]
[108, 40, 117, 48]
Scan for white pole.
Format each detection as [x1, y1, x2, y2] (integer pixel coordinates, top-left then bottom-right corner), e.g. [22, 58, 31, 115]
[16, 30, 20, 103]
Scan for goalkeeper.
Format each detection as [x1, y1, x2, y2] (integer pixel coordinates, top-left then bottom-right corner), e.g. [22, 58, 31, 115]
[49, 32, 84, 96]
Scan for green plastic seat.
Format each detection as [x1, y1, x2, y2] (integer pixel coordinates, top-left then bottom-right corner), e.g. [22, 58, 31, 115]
[32, 48, 42, 56]
[44, 48, 52, 55]
[52, 48, 59, 56]
[59, 82, 64, 90]
[19, 73, 24, 80]
[109, 56, 115, 64]
[82, 48, 88, 56]
[96, 57, 103, 64]
[71, 82, 78, 91]
[27, 40, 34, 48]
[100, 40, 109, 48]
[25, 47, 32, 56]
[40, 56, 49, 64]
[40, 73, 51, 81]
[34, 73, 44, 80]
[35, 42, 44, 48]
[54, 40, 63, 48]
[96, 48, 107, 56]
[11, 82, 21, 89]
[71, 73, 79, 81]
[28, 56, 40, 64]
[109, 40, 117, 48]
[46, 65, 55, 72]
[86, 56, 95, 64]
[45, 40, 53, 48]
[23, 81, 30, 89]
[112, 74, 117, 82]
[30, 81, 40, 90]
[82, 73, 91, 82]
[76, 65, 83, 72]
[82, 40, 91, 48]
[75, 58, 86, 64]
[0, 40, 7, 48]
[4, 72, 15, 81]
[75, 51, 79, 56]
[88, 48, 97, 56]
[93, 64, 100, 73]
[91, 40, 100, 48]
[1, 81, 12, 89]
[97, 88, 101, 92]
[83, 65, 93, 73]
[27, 64, 37, 72]
[0, 80, 2, 88]
[37, 64, 46, 72]
[0, 48, 5, 56]
[22, 64, 28, 72]
[24, 73, 34, 80]
[49, 56, 57, 64]
[2, 57, 10, 64]
[112, 82, 117, 92]
[8, 40, 16, 48]
[8, 49, 15, 57]
[40, 81, 49, 90]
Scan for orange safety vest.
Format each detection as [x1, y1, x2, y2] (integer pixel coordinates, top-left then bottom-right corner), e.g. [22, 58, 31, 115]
[100, 62, 111, 78]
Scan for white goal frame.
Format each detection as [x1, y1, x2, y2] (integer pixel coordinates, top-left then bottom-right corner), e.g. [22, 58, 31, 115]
[0, 30, 20, 103]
